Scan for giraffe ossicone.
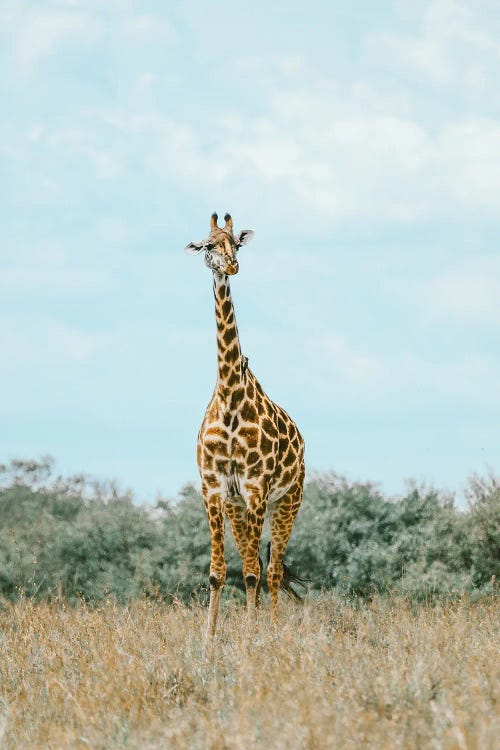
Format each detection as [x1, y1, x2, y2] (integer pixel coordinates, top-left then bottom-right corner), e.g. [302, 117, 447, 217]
[185, 212, 305, 638]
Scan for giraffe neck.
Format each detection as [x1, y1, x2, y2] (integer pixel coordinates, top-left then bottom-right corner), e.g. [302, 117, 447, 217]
[213, 273, 245, 399]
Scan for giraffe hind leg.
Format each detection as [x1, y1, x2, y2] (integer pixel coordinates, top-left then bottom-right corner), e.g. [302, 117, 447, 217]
[243, 497, 266, 626]
[267, 477, 304, 621]
[266, 541, 308, 602]
[224, 500, 265, 607]
[203, 490, 226, 639]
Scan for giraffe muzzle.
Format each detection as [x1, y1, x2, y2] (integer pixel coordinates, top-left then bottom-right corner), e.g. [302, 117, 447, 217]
[226, 261, 239, 275]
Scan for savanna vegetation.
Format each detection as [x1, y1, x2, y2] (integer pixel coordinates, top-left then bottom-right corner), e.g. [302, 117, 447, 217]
[0, 457, 498, 604]
[0, 458, 498, 748]
[0, 596, 498, 748]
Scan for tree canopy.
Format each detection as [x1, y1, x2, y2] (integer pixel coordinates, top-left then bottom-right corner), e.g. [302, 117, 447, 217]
[0, 459, 498, 604]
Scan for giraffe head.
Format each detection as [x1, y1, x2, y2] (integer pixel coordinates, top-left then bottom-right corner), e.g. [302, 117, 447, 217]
[184, 213, 254, 275]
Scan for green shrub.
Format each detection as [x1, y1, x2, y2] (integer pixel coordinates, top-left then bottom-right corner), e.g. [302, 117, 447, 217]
[1, 458, 498, 604]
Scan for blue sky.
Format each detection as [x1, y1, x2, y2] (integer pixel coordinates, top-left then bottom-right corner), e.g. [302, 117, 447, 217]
[1, 0, 499, 503]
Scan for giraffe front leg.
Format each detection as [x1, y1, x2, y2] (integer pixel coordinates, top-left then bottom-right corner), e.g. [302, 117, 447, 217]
[268, 479, 303, 622]
[203, 490, 226, 639]
[224, 501, 248, 563]
[224, 499, 247, 572]
[225, 502, 264, 608]
[243, 499, 266, 626]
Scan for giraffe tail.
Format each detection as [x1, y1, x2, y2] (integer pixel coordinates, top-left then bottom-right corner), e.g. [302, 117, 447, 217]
[266, 541, 309, 603]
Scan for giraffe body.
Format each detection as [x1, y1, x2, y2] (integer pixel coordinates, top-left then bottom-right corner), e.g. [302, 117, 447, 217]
[185, 213, 304, 637]
[199, 361, 304, 510]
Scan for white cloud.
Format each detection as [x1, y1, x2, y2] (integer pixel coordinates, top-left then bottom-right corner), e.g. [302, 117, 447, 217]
[213, 91, 500, 223]
[0, 3, 103, 76]
[311, 331, 500, 408]
[0, 317, 106, 366]
[435, 120, 500, 209]
[423, 256, 500, 324]
[117, 14, 174, 44]
[2, 1, 499, 225]
[227, 104, 431, 221]
[317, 334, 385, 386]
[47, 127, 122, 179]
[395, 352, 500, 403]
[48, 321, 104, 361]
[0, 265, 111, 294]
[1, 0, 499, 235]
[76, 94, 499, 226]
[235, 54, 304, 79]
[366, 0, 500, 86]
[0, 243, 114, 293]
[0, 1, 174, 79]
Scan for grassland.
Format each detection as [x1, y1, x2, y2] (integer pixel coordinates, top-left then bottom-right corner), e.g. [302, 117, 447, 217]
[0, 595, 498, 749]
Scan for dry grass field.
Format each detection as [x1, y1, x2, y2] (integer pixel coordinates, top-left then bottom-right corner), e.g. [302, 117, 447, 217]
[0, 595, 498, 749]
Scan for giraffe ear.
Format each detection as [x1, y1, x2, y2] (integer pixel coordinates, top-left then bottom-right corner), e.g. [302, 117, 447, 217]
[184, 241, 205, 255]
[235, 230, 254, 247]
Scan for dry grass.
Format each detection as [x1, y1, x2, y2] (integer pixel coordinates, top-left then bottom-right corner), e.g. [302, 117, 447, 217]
[0, 595, 498, 749]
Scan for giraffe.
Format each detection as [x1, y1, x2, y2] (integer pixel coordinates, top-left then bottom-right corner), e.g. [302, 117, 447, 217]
[185, 212, 305, 638]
